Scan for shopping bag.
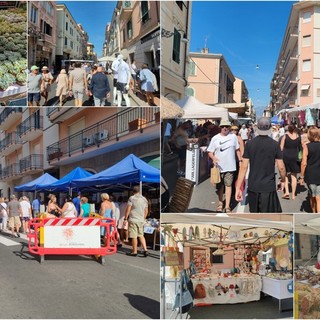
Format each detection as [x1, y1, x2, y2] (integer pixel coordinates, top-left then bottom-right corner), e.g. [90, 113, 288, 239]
[165, 250, 180, 266]
[194, 283, 207, 299]
[210, 165, 221, 184]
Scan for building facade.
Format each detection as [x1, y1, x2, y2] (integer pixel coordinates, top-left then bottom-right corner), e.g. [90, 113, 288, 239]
[55, 4, 85, 70]
[28, 1, 57, 68]
[270, 1, 320, 115]
[161, 1, 192, 101]
[0, 107, 160, 200]
[187, 50, 235, 105]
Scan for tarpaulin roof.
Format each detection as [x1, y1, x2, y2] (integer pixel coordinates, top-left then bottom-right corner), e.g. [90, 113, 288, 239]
[37, 167, 93, 192]
[175, 96, 228, 121]
[14, 173, 58, 192]
[73, 154, 160, 187]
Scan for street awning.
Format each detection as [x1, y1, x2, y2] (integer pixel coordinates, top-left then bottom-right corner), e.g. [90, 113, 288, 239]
[301, 84, 310, 90]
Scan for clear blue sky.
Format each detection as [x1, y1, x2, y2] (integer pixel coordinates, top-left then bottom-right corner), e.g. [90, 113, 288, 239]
[190, 1, 295, 117]
[58, 1, 117, 58]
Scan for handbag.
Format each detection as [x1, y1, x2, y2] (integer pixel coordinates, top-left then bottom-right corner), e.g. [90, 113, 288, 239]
[297, 148, 303, 162]
[194, 283, 207, 299]
[210, 165, 221, 184]
[172, 272, 194, 311]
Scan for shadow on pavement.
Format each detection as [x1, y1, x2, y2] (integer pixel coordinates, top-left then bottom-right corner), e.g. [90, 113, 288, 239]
[46, 96, 59, 106]
[124, 293, 160, 319]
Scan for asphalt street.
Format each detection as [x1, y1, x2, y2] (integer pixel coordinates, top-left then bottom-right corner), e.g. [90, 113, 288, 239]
[37, 75, 149, 107]
[162, 152, 311, 213]
[0, 230, 160, 319]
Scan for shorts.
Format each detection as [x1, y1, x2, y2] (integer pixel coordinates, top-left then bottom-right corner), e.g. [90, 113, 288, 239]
[116, 82, 128, 94]
[217, 171, 234, 188]
[22, 217, 30, 222]
[73, 89, 84, 100]
[128, 221, 144, 238]
[28, 92, 40, 102]
[8, 216, 21, 229]
[113, 78, 117, 87]
[308, 184, 320, 197]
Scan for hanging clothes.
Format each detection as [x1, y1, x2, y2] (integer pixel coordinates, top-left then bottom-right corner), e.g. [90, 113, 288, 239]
[306, 108, 316, 126]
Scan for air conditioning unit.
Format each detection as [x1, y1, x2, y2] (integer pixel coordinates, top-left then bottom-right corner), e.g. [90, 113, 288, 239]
[83, 135, 94, 147]
[96, 130, 109, 142]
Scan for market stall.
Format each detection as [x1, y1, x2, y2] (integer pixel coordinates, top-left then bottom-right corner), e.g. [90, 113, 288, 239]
[161, 213, 293, 319]
[294, 214, 320, 319]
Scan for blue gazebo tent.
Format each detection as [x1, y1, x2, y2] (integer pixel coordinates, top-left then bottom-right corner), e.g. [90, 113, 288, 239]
[73, 154, 160, 188]
[37, 166, 93, 195]
[271, 115, 284, 125]
[14, 173, 58, 192]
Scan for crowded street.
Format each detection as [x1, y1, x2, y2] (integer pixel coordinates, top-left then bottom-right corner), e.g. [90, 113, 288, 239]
[0, 229, 160, 319]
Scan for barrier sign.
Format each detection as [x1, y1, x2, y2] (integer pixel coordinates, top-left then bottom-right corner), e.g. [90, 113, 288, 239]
[186, 146, 199, 184]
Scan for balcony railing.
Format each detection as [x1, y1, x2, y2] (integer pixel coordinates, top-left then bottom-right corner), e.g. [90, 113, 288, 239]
[18, 113, 43, 136]
[0, 154, 43, 180]
[0, 131, 22, 152]
[20, 154, 43, 172]
[0, 107, 23, 125]
[47, 107, 158, 161]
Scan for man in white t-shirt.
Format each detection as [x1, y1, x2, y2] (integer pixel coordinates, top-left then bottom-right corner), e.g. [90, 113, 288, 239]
[207, 120, 241, 213]
[111, 54, 120, 105]
[239, 124, 249, 143]
[116, 55, 131, 107]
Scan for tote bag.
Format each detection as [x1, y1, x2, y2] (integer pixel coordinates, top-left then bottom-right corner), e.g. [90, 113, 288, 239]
[210, 165, 221, 184]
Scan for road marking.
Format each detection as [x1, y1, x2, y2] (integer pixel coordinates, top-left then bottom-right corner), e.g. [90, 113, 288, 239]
[0, 235, 21, 246]
[110, 257, 160, 275]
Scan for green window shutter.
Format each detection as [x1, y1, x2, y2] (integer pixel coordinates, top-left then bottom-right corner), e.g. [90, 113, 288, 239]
[172, 29, 181, 64]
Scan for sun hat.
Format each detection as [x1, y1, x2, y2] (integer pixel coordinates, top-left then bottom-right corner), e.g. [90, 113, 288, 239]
[41, 66, 49, 71]
[30, 65, 39, 71]
[219, 120, 231, 127]
[256, 117, 272, 136]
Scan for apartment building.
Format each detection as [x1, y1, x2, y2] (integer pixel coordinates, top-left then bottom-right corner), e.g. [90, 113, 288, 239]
[161, 1, 191, 101]
[55, 4, 85, 70]
[104, 1, 160, 71]
[0, 107, 160, 199]
[188, 50, 235, 105]
[270, 1, 320, 115]
[28, 1, 57, 68]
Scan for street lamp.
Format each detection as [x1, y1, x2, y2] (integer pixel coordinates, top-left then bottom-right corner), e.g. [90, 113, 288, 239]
[161, 28, 188, 43]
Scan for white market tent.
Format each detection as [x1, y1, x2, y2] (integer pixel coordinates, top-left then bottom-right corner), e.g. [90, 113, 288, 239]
[175, 96, 229, 121]
[295, 214, 320, 235]
[98, 56, 116, 62]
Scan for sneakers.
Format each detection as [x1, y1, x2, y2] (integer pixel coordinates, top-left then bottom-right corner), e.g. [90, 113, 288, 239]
[14, 233, 20, 238]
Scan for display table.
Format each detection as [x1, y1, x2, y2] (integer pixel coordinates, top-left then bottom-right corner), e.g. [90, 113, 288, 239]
[261, 277, 293, 312]
[191, 274, 262, 305]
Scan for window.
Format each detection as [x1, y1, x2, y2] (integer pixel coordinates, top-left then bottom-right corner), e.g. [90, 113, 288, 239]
[127, 19, 132, 39]
[44, 22, 52, 36]
[30, 5, 38, 24]
[302, 35, 311, 47]
[70, 27, 73, 36]
[176, 1, 184, 10]
[302, 59, 311, 71]
[123, 29, 126, 43]
[172, 28, 181, 64]
[303, 11, 311, 23]
[141, 1, 149, 24]
[189, 60, 196, 75]
[70, 41, 73, 49]
[301, 84, 310, 96]
[317, 88, 320, 97]
[66, 22, 68, 31]
[186, 87, 195, 96]
[64, 37, 67, 46]
[210, 248, 224, 264]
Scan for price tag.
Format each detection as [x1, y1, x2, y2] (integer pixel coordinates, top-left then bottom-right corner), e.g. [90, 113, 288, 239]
[144, 226, 155, 234]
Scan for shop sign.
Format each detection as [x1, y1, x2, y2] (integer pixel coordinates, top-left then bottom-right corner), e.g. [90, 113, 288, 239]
[186, 147, 199, 184]
[140, 28, 160, 44]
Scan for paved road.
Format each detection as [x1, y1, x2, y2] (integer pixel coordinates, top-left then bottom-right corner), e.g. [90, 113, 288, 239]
[40, 74, 149, 107]
[162, 152, 311, 213]
[0, 230, 160, 319]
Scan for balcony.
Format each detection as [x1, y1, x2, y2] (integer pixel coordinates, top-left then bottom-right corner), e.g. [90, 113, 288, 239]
[18, 114, 43, 141]
[47, 107, 159, 163]
[19, 154, 43, 174]
[0, 107, 23, 130]
[0, 131, 22, 156]
[119, 1, 133, 20]
[1, 163, 20, 181]
[47, 107, 86, 123]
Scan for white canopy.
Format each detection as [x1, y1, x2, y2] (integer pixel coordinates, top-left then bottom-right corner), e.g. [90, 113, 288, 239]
[98, 56, 116, 62]
[175, 96, 228, 121]
[161, 213, 292, 231]
[295, 214, 320, 235]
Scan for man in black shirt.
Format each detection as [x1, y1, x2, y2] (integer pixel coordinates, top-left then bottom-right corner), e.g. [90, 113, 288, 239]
[235, 117, 286, 212]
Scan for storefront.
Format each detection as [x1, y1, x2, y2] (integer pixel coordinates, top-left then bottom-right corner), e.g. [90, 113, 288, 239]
[161, 213, 293, 319]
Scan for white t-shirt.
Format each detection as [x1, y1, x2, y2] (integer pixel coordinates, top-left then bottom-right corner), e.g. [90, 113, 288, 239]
[117, 61, 130, 84]
[0, 202, 7, 217]
[20, 200, 31, 217]
[111, 60, 120, 79]
[63, 202, 77, 217]
[207, 133, 239, 173]
[239, 127, 248, 140]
